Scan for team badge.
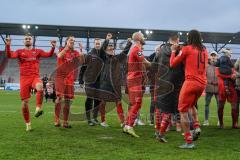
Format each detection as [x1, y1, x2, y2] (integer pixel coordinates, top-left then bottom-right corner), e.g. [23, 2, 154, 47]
[137, 52, 143, 57]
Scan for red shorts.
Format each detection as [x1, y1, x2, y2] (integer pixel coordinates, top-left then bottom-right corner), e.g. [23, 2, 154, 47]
[128, 85, 143, 104]
[178, 80, 205, 112]
[20, 76, 42, 100]
[56, 85, 74, 99]
[127, 78, 143, 104]
[216, 68, 237, 103]
[55, 78, 74, 99]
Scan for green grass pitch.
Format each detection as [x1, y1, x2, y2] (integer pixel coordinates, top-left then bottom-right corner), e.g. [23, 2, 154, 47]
[0, 90, 240, 160]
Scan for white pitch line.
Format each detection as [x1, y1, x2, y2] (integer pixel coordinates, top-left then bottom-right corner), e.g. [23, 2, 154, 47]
[0, 110, 17, 113]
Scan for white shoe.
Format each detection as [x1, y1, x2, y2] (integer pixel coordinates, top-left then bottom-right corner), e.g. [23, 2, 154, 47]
[166, 124, 171, 132]
[149, 121, 154, 126]
[34, 107, 43, 118]
[176, 123, 182, 132]
[100, 122, 109, 127]
[136, 119, 145, 126]
[122, 125, 140, 138]
[133, 119, 138, 126]
[26, 123, 32, 132]
[203, 120, 209, 126]
[194, 127, 201, 133]
[192, 128, 201, 141]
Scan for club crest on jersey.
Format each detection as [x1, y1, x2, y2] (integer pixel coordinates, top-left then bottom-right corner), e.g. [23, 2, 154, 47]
[137, 52, 143, 57]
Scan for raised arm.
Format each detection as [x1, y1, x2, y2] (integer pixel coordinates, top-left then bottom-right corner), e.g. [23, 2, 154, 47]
[77, 42, 85, 64]
[39, 40, 56, 57]
[122, 38, 132, 55]
[5, 37, 18, 58]
[77, 52, 85, 65]
[57, 46, 68, 59]
[170, 45, 187, 68]
[99, 33, 112, 60]
[117, 38, 132, 62]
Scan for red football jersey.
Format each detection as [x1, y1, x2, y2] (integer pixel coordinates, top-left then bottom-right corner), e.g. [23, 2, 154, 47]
[170, 45, 208, 84]
[127, 45, 145, 80]
[57, 48, 80, 85]
[6, 45, 55, 77]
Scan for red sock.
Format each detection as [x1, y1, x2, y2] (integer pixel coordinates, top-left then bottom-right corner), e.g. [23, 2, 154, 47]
[155, 108, 161, 130]
[63, 103, 70, 124]
[36, 90, 43, 108]
[159, 113, 171, 135]
[22, 105, 30, 123]
[117, 103, 124, 123]
[55, 102, 61, 124]
[184, 132, 192, 144]
[100, 103, 106, 122]
[126, 102, 142, 127]
[193, 121, 200, 129]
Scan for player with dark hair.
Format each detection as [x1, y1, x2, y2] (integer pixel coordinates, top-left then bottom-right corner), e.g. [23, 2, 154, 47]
[170, 30, 208, 149]
[153, 33, 184, 143]
[54, 36, 84, 128]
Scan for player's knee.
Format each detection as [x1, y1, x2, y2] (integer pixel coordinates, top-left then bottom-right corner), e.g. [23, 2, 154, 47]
[22, 99, 29, 107]
[65, 99, 71, 105]
[179, 112, 188, 119]
[55, 97, 61, 103]
[136, 100, 142, 106]
[36, 83, 43, 91]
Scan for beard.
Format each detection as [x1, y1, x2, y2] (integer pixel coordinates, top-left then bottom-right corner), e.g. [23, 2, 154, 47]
[211, 60, 217, 65]
[25, 43, 32, 47]
[140, 39, 145, 45]
[70, 47, 74, 51]
[106, 50, 114, 56]
[68, 45, 74, 51]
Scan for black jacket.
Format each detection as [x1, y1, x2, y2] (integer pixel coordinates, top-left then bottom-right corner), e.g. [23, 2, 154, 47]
[148, 52, 156, 62]
[79, 47, 105, 101]
[215, 55, 233, 75]
[153, 43, 184, 113]
[79, 48, 103, 86]
[98, 40, 132, 101]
